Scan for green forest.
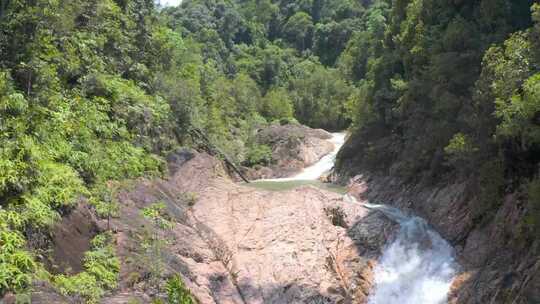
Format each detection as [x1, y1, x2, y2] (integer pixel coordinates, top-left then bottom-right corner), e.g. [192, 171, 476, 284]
[1, 0, 540, 302]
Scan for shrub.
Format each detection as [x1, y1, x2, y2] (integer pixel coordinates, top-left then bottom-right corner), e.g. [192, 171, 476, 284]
[89, 183, 120, 219]
[84, 234, 120, 290]
[444, 133, 477, 160]
[244, 144, 273, 167]
[54, 233, 119, 303]
[141, 202, 173, 230]
[279, 117, 299, 125]
[55, 272, 104, 304]
[178, 192, 198, 207]
[140, 202, 174, 289]
[473, 158, 506, 222]
[165, 275, 196, 304]
[0, 212, 36, 295]
[444, 133, 478, 175]
[261, 88, 294, 122]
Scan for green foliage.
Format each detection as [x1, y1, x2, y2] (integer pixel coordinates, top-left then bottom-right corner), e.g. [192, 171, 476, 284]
[284, 12, 314, 50]
[444, 133, 472, 157]
[140, 202, 174, 289]
[526, 177, 540, 233]
[344, 80, 376, 129]
[289, 60, 353, 130]
[444, 133, 478, 172]
[165, 0, 364, 132]
[178, 192, 198, 207]
[496, 73, 540, 147]
[84, 234, 120, 289]
[89, 183, 120, 219]
[141, 202, 173, 230]
[33, 162, 87, 209]
[165, 275, 197, 304]
[336, 0, 540, 231]
[474, 159, 506, 221]
[3, 0, 539, 298]
[55, 272, 104, 304]
[0, 211, 35, 295]
[244, 144, 273, 167]
[54, 233, 119, 304]
[262, 88, 294, 121]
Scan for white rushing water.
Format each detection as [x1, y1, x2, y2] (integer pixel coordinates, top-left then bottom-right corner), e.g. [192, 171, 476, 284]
[252, 130, 457, 302]
[258, 132, 346, 182]
[364, 203, 458, 304]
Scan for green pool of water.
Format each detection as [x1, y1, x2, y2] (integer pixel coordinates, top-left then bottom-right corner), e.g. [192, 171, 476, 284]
[246, 180, 347, 194]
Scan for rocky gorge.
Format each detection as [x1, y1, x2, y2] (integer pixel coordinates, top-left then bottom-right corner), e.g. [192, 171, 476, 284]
[345, 174, 540, 304]
[10, 123, 536, 304]
[11, 125, 390, 304]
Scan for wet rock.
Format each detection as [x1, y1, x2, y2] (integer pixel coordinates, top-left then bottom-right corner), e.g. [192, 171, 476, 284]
[347, 174, 540, 304]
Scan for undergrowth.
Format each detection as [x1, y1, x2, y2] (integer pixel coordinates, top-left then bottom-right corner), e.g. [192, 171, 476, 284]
[54, 233, 120, 303]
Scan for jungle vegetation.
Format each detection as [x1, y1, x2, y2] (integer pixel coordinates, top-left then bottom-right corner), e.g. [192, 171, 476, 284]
[1, 0, 540, 302]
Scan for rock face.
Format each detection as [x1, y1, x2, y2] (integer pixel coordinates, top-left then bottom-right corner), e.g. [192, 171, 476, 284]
[346, 174, 540, 304]
[47, 204, 101, 274]
[105, 152, 394, 303]
[27, 150, 393, 303]
[242, 124, 334, 180]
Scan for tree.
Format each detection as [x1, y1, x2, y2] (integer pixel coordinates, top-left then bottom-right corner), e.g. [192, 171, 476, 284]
[261, 88, 294, 121]
[283, 11, 314, 50]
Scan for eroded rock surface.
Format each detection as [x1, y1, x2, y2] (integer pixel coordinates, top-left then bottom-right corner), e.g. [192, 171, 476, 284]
[23, 146, 392, 304]
[100, 152, 393, 303]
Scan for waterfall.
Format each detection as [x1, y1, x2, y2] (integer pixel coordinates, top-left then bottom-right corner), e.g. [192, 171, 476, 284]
[364, 204, 458, 304]
[257, 132, 346, 182]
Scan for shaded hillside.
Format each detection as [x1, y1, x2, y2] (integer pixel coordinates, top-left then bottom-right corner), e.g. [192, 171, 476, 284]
[337, 0, 540, 241]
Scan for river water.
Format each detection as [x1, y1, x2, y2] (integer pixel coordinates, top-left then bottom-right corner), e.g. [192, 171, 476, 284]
[248, 132, 347, 193]
[364, 204, 458, 304]
[256, 132, 346, 182]
[250, 132, 458, 303]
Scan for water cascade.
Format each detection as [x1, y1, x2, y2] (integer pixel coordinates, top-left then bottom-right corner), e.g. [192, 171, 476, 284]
[258, 132, 346, 182]
[251, 132, 458, 303]
[364, 204, 458, 304]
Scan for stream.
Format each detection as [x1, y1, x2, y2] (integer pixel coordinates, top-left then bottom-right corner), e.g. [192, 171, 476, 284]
[249, 132, 348, 193]
[250, 132, 458, 303]
[364, 204, 458, 304]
